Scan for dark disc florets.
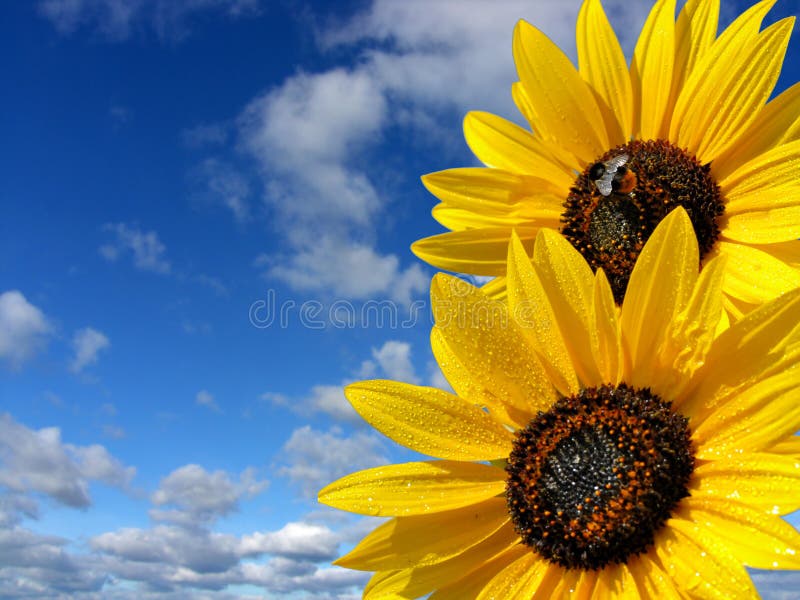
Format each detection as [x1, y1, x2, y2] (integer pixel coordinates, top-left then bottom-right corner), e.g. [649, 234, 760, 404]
[505, 384, 695, 570]
[561, 139, 724, 303]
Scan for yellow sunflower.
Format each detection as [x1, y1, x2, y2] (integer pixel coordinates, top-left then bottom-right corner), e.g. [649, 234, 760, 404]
[411, 0, 800, 318]
[320, 208, 800, 598]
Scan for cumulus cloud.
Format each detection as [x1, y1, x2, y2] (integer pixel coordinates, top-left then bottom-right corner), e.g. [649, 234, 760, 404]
[277, 426, 388, 498]
[239, 522, 339, 561]
[0, 413, 135, 509]
[69, 327, 110, 373]
[0, 290, 51, 368]
[100, 223, 171, 274]
[262, 339, 422, 424]
[150, 464, 267, 526]
[38, 0, 262, 41]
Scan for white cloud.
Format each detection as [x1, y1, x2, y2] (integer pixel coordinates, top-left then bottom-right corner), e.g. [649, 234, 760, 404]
[69, 327, 110, 373]
[0, 413, 135, 509]
[192, 157, 251, 223]
[277, 426, 388, 498]
[38, 0, 262, 41]
[100, 223, 171, 274]
[265, 237, 428, 305]
[369, 340, 419, 384]
[239, 522, 339, 561]
[150, 464, 267, 525]
[194, 389, 221, 413]
[0, 290, 51, 368]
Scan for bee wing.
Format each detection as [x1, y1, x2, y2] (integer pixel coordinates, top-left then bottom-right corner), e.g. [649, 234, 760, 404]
[606, 154, 629, 171]
[596, 174, 613, 196]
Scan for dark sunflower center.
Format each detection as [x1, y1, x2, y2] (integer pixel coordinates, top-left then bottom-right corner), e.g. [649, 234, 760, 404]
[561, 139, 724, 303]
[505, 384, 695, 570]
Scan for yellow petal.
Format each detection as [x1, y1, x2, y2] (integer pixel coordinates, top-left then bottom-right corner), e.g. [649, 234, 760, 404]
[691, 454, 800, 515]
[430, 327, 522, 428]
[647, 254, 726, 400]
[713, 81, 800, 180]
[421, 167, 565, 213]
[677, 286, 800, 420]
[533, 228, 603, 387]
[621, 208, 697, 389]
[591, 269, 623, 386]
[337, 497, 509, 571]
[592, 562, 638, 600]
[318, 461, 505, 517]
[631, 0, 677, 140]
[363, 523, 520, 599]
[692, 368, 800, 458]
[681, 497, 800, 569]
[431, 273, 557, 417]
[513, 19, 607, 164]
[672, 18, 793, 162]
[432, 204, 561, 232]
[428, 545, 530, 600]
[506, 232, 580, 396]
[770, 436, 800, 456]
[671, 0, 719, 93]
[712, 241, 800, 305]
[657, 514, 758, 599]
[576, 0, 632, 143]
[724, 207, 800, 244]
[721, 139, 800, 210]
[545, 567, 595, 600]
[626, 554, 682, 600]
[412, 227, 536, 275]
[463, 111, 575, 190]
[745, 239, 800, 270]
[476, 550, 551, 600]
[344, 380, 513, 461]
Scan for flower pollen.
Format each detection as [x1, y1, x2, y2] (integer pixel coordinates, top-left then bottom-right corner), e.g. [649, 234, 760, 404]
[562, 140, 724, 303]
[505, 384, 695, 570]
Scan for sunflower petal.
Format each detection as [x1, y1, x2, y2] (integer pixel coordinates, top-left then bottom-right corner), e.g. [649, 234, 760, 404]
[428, 545, 530, 600]
[318, 461, 505, 517]
[621, 208, 697, 389]
[713, 82, 800, 179]
[692, 368, 800, 457]
[721, 139, 800, 209]
[649, 254, 726, 400]
[593, 562, 638, 599]
[657, 515, 758, 599]
[724, 207, 800, 244]
[432, 204, 561, 232]
[712, 241, 800, 305]
[337, 497, 509, 571]
[463, 111, 574, 189]
[631, 0, 677, 140]
[576, 0, 632, 144]
[691, 454, 800, 515]
[344, 380, 513, 461]
[431, 273, 556, 417]
[677, 286, 800, 419]
[770, 436, 800, 456]
[592, 268, 623, 386]
[627, 554, 682, 600]
[513, 19, 607, 164]
[672, 18, 793, 162]
[477, 550, 551, 600]
[363, 524, 520, 599]
[422, 168, 564, 213]
[429, 327, 522, 428]
[507, 232, 580, 396]
[532, 228, 606, 387]
[412, 227, 536, 275]
[682, 497, 800, 569]
[672, 0, 719, 92]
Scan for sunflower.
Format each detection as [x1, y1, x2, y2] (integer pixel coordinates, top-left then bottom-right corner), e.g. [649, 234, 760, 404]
[319, 208, 800, 598]
[411, 0, 800, 318]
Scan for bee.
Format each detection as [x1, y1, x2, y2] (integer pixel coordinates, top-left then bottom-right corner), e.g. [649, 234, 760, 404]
[588, 154, 638, 197]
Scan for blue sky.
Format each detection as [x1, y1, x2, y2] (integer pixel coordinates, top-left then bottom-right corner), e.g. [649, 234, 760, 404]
[1, 0, 799, 598]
